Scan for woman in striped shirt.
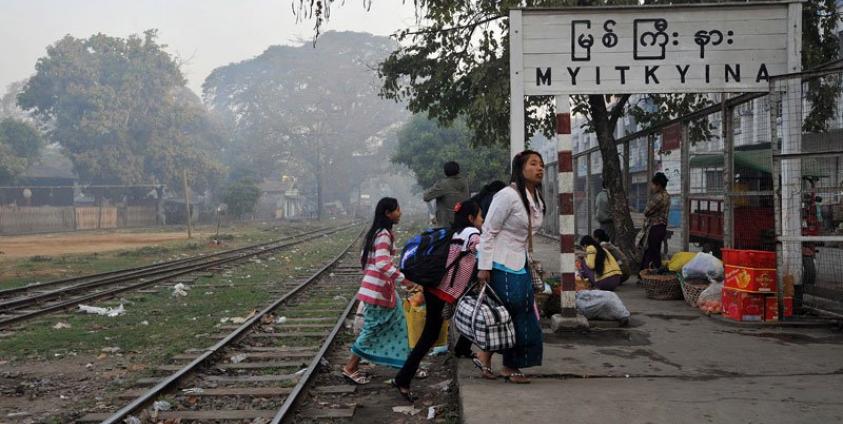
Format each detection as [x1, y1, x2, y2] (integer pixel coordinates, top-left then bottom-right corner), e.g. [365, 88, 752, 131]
[343, 197, 420, 386]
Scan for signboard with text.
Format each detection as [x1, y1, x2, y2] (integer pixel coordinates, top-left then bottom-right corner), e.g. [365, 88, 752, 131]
[514, 3, 794, 95]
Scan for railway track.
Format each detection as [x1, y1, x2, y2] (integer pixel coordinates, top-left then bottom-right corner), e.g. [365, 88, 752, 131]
[77, 230, 366, 423]
[0, 223, 357, 328]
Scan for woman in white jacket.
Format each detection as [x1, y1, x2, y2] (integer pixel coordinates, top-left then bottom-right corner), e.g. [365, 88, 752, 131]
[476, 150, 545, 384]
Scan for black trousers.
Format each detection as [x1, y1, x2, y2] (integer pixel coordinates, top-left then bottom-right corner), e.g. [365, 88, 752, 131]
[641, 224, 667, 270]
[454, 334, 474, 356]
[395, 290, 445, 387]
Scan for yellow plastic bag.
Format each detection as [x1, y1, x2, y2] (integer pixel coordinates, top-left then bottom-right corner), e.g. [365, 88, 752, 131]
[403, 298, 449, 349]
[667, 251, 697, 272]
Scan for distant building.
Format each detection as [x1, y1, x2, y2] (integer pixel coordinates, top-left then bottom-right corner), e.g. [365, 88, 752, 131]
[256, 177, 303, 220]
[0, 146, 76, 206]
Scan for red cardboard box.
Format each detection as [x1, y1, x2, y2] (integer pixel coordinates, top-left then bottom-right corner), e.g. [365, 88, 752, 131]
[764, 296, 794, 321]
[721, 248, 776, 268]
[722, 288, 765, 321]
[724, 265, 777, 292]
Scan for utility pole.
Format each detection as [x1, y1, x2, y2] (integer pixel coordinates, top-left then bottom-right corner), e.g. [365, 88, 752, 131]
[182, 170, 192, 239]
[316, 140, 323, 221]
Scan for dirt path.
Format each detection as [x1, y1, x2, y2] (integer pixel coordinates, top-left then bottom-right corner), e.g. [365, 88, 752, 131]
[0, 231, 195, 259]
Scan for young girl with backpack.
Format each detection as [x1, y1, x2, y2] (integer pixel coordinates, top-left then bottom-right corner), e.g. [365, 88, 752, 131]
[343, 197, 421, 385]
[391, 199, 484, 401]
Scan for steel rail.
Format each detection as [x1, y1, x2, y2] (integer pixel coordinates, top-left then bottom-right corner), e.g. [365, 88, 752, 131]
[0, 224, 354, 310]
[98, 228, 363, 424]
[271, 292, 357, 423]
[0, 224, 357, 328]
[0, 224, 340, 300]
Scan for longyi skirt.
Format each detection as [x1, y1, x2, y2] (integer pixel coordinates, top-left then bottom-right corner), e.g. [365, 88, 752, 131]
[489, 269, 543, 369]
[350, 292, 410, 368]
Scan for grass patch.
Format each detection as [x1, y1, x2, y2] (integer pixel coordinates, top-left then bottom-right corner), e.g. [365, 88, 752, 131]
[0, 227, 360, 363]
[0, 220, 349, 291]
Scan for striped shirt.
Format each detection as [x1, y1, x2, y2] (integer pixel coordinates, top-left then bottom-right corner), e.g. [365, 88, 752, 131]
[356, 229, 406, 308]
[429, 228, 481, 304]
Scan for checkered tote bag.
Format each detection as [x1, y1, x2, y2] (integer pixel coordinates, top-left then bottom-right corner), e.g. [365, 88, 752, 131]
[453, 284, 515, 352]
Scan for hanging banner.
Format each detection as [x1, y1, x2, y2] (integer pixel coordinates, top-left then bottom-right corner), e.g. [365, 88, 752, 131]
[513, 3, 794, 95]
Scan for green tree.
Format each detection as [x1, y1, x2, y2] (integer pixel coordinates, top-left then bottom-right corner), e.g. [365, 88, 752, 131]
[222, 178, 262, 218]
[300, 0, 841, 259]
[0, 118, 43, 183]
[393, 115, 509, 192]
[203, 31, 407, 219]
[17, 30, 225, 196]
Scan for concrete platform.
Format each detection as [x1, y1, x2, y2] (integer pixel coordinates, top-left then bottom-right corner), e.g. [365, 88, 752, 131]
[458, 235, 843, 424]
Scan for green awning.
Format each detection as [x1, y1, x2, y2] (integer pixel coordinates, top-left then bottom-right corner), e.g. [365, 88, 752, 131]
[689, 145, 772, 173]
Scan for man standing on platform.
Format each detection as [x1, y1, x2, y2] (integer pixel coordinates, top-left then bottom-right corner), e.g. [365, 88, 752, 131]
[423, 161, 469, 226]
[595, 180, 614, 242]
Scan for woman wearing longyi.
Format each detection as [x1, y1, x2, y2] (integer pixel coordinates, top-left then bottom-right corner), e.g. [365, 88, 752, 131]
[476, 150, 545, 384]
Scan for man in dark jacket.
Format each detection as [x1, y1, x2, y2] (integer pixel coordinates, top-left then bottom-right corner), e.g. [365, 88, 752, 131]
[423, 161, 469, 226]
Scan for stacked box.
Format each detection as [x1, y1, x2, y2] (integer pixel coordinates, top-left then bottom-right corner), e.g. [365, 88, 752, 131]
[721, 249, 786, 322]
[724, 265, 776, 292]
[722, 288, 765, 321]
[764, 296, 794, 321]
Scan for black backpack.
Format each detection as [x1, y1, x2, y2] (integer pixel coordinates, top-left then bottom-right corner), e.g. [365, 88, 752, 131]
[399, 228, 470, 287]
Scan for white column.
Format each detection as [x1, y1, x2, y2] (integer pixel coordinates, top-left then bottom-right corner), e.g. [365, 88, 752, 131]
[509, 10, 525, 161]
[781, 2, 803, 286]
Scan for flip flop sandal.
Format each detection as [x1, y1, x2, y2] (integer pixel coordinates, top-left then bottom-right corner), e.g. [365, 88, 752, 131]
[389, 379, 418, 403]
[342, 368, 371, 385]
[471, 358, 496, 380]
[502, 372, 530, 384]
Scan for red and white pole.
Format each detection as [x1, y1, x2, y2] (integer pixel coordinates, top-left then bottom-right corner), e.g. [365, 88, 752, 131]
[555, 95, 578, 318]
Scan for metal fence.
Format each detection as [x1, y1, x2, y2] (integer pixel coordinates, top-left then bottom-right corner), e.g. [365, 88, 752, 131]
[567, 64, 843, 315]
[772, 67, 843, 316]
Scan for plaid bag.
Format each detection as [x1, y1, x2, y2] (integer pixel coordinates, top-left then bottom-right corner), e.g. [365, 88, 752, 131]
[453, 284, 515, 352]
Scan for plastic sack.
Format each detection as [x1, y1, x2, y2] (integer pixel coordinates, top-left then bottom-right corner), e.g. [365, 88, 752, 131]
[682, 252, 724, 283]
[403, 299, 448, 348]
[696, 281, 723, 314]
[78, 304, 125, 317]
[667, 252, 697, 272]
[575, 290, 630, 321]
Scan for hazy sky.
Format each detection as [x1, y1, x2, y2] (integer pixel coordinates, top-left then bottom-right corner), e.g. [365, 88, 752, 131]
[0, 0, 418, 97]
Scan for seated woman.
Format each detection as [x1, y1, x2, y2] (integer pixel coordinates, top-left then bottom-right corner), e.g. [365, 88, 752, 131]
[578, 235, 623, 291]
[593, 229, 631, 284]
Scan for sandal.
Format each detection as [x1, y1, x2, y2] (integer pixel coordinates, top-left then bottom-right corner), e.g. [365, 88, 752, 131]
[471, 358, 496, 380]
[501, 372, 530, 384]
[389, 378, 417, 403]
[342, 368, 371, 385]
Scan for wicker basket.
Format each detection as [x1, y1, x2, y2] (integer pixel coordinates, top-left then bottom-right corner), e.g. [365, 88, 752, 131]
[639, 271, 683, 300]
[680, 277, 710, 307]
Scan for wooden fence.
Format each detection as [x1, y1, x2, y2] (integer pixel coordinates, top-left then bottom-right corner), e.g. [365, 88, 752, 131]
[0, 206, 158, 235]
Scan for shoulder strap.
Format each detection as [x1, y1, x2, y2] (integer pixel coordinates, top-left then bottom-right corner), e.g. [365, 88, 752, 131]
[510, 183, 535, 255]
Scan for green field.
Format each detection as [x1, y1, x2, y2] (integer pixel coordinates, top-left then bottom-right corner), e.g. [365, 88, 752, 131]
[0, 221, 338, 291]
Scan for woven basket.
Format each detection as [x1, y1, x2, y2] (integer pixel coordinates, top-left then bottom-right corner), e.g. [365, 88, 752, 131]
[680, 277, 710, 307]
[639, 271, 683, 300]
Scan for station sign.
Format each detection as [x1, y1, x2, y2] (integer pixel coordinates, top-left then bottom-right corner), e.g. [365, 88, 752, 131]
[512, 3, 796, 94]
